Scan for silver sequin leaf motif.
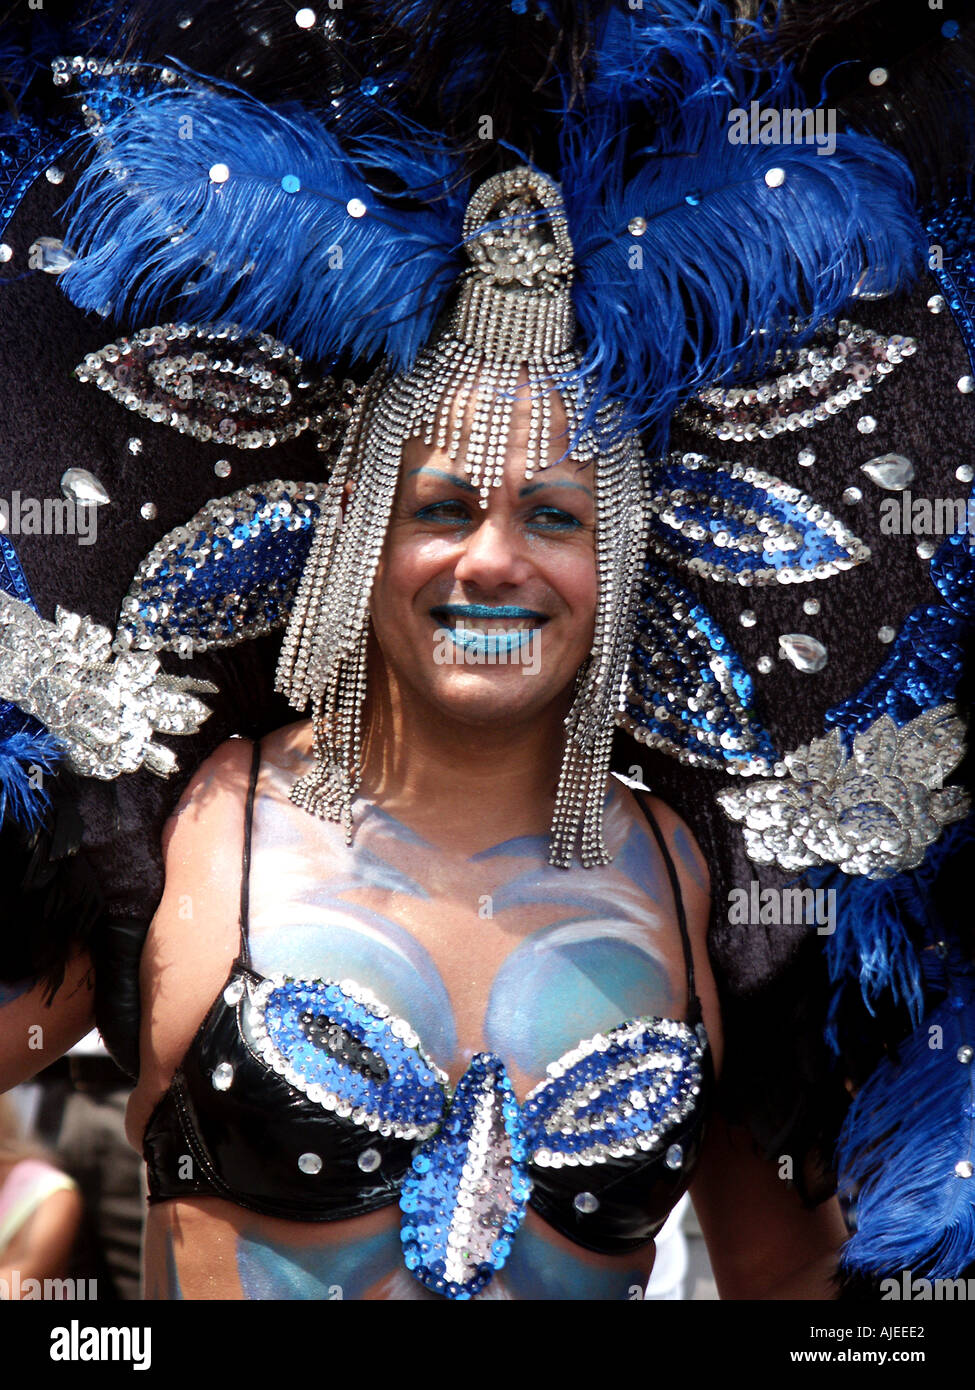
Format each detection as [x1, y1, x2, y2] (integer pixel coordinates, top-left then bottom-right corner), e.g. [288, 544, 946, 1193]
[75, 322, 358, 460]
[0, 593, 216, 778]
[679, 320, 916, 443]
[116, 480, 326, 656]
[618, 561, 778, 774]
[522, 1017, 706, 1168]
[645, 452, 869, 585]
[716, 705, 970, 877]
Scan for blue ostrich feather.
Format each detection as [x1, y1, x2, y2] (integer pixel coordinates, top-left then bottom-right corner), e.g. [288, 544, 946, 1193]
[58, 9, 922, 443]
[0, 726, 64, 831]
[563, 102, 924, 447]
[838, 984, 975, 1279]
[809, 815, 975, 1053]
[60, 82, 470, 370]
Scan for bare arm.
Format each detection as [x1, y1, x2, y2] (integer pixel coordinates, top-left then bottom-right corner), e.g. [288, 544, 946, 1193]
[691, 1110, 848, 1299]
[0, 955, 96, 1094]
[126, 735, 254, 1145]
[0, 1183, 84, 1288]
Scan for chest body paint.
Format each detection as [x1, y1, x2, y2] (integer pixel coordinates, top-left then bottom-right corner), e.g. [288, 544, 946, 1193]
[163, 744, 691, 1299]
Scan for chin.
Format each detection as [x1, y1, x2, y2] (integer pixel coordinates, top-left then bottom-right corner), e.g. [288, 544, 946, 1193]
[423, 668, 563, 727]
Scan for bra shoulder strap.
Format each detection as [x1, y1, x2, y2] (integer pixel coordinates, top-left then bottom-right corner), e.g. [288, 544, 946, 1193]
[237, 738, 262, 969]
[631, 792, 702, 1025]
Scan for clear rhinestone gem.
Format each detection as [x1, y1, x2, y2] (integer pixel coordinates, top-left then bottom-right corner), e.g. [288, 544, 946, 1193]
[764, 167, 786, 188]
[917, 540, 936, 559]
[573, 1191, 600, 1214]
[356, 1147, 382, 1173]
[298, 1152, 323, 1174]
[223, 981, 244, 1007]
[958, 376, 974, 394]
[347, 198, 367, 218]
[140, 501, 158, 520]
[778, 633, 827, 673]
[856, 415, 878, 434]
[797, 448, 816, 467]
[295, 7, 317, 25]
[956, 1160, 974, 1179]
[756, 655, 773, 674]
[860, 454, 914, 490]
[28, 236, 74, 274]
[739, 609, 756, 628]
[958, 1045, 974, 1064]
[869, 67, 888, 85]
[927, 294, 946, 313]
[127, 437, 143, 455]
[214, 459, 231, 478]
[209, 163, 230, 183]
[61, 467, 110, 505]
[956, 464, 974, 483]
[628, 216, 647, 236]
[842, 486, 862, 504]
[664, 1144, 683, 1171]
[877, 626, 895, 643]
[211, 1062, 234, 1091]
[0, 243, 12, 262]
[45, 165, 65, 184]
[803, 598, 820, 616]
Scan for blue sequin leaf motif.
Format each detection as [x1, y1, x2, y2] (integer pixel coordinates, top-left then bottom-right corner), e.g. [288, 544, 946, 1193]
[399, 1054, 530, 1300]
[521, 1018, 706, 1166]
[116, 480, 325, 656]
[645, 452, 870, 584]
[618, 560, 778, 774]
[245, 976, 448, 1141]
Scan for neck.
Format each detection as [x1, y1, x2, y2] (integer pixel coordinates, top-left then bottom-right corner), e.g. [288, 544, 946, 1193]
[356, 641, 573, 844]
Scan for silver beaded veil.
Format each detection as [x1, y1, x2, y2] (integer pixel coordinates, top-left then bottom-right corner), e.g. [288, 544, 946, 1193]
[274, 166, 649, 868]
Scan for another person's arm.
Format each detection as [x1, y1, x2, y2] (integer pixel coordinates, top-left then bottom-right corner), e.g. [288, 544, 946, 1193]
[0, 1169, 83, 1290]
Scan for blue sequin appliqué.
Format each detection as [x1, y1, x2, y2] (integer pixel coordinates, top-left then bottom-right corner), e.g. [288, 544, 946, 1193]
[621, 560, 778, 774]
[246, 976, 447, 1140]
[118, 480, 325, 655]
[646, 453, 870, 584]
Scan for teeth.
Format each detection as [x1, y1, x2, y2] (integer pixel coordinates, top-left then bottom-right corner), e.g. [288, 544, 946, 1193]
[453, 618, 536, 632]
[435, 613, 543, 632]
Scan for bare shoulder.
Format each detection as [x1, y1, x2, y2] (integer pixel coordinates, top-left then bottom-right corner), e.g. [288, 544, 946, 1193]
[160, 734, 255, 861]
[257, 717, 314, 776]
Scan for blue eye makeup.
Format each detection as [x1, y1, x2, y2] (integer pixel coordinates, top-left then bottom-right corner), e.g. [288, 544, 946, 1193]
[528, 507, 581, 529]
[412, 501, 582, 529]
[413, 501, 471, 525]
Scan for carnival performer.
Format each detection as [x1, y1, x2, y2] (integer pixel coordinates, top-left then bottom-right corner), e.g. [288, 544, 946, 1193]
[1, 0, 974, 1299]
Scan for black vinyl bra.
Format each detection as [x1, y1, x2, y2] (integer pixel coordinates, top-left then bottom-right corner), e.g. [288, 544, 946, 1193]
[143, 740, 714, 1293]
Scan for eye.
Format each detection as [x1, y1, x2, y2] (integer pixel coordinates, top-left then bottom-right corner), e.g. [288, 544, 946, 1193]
[413, 500, 472, 526]
[528, 507, 581, 530]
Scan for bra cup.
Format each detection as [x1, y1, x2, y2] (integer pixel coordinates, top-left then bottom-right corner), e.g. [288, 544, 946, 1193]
[526, 1047, 715, 1254]
[144, 967, 415, 1221]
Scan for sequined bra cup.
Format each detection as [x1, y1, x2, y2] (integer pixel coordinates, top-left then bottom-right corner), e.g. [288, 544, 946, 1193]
[142, 742, 714, 1299]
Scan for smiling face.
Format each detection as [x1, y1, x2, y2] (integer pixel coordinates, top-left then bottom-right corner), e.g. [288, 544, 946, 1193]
[367, 379, 598, 731]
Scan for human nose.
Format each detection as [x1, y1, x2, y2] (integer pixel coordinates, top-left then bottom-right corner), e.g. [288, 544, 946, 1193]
[452, 512, 533, 588]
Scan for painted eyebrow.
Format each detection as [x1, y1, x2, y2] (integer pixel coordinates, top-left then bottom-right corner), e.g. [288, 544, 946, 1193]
[518, 479, 592, 499]
[404, 466, 592, 501]
[404, 466, 477, 493]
